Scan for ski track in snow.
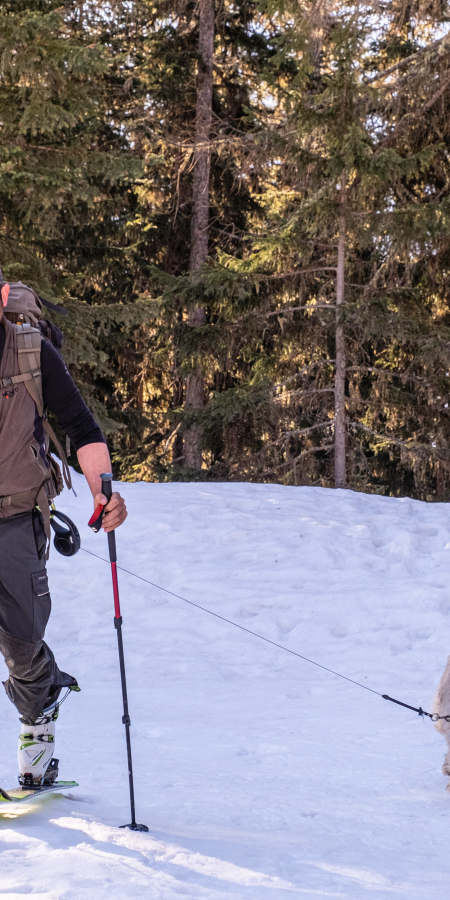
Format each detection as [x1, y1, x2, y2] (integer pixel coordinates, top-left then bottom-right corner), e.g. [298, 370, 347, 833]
[1, 475, 450, 898]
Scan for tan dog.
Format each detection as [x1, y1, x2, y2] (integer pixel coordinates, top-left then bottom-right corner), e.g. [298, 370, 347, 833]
[434, 657, 450, 776]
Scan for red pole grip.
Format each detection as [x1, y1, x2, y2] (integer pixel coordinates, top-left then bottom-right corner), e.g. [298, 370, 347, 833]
[88, 503, 105, 533]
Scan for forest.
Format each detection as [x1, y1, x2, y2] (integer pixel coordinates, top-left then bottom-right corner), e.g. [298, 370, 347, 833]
[1, 0, 450, 500]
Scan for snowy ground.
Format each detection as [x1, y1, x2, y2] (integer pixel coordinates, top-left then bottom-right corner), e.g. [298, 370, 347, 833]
[1, 476, 450, 898]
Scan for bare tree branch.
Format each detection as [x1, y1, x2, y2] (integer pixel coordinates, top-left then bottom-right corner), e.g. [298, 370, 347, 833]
[274, 361, 336, 389]
[363, 34, 448, 85]
[378, 74, 450, 149]
[259, 303, 337, 319]
[262, 443, 334, 475]
[163, 422, 181, 455]
[277, 420, 335, 442]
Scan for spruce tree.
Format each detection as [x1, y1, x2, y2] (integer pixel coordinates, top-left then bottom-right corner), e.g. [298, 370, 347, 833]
[0, 0, 144, 440]
[4, 1, 450, 499]
[113, 0, 282, 481]
[186, 0, 450, 498]
[185, 0, 215, 469]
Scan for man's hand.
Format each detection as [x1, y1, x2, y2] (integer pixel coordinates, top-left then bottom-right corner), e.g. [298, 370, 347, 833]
[77, 443, 127, 530]
[94, 491, 127, 532]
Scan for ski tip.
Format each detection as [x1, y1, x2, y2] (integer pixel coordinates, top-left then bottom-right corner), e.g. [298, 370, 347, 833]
[0, 781, 78, 804]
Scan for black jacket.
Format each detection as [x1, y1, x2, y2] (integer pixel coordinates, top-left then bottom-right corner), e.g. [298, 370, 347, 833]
[0, 323, 105, 450]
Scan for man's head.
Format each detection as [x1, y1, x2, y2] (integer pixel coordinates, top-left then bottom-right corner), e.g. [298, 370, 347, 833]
[0, 268, 10, 319]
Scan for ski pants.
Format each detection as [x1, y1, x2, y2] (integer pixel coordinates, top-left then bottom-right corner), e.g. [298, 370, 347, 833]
[0, 509, 76, 723]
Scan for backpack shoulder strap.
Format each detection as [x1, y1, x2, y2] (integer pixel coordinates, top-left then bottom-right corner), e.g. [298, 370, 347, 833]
[16, 323, 44, 417]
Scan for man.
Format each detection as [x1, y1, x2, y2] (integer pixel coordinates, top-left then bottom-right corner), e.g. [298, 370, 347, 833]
[0, 277, 127, 787]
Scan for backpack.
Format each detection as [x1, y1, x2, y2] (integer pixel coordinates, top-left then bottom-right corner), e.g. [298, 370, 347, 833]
[5, 281, 67, 347]
[2, 283, 72, 543]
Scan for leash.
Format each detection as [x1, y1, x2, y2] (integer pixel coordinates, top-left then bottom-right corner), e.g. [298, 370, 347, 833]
[80, 547, 446, 723]
[381, 694, 448, 722]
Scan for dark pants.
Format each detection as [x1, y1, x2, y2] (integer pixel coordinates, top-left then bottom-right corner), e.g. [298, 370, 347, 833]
[0, 509, 76, 723]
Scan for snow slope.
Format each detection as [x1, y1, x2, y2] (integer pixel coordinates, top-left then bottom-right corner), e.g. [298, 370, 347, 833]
[1, 476, 450, 899]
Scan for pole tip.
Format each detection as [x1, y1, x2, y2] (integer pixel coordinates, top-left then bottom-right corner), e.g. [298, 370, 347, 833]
[120, 823, 149, 832]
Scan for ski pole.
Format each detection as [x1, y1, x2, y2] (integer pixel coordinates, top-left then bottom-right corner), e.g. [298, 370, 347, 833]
[96, 474, 148, 833]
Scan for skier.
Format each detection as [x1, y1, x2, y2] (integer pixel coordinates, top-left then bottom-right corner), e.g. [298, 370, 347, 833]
[0, 274, 127, 788]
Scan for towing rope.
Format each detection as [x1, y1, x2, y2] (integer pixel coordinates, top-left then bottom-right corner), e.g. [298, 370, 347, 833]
[81, 547, 443, 723]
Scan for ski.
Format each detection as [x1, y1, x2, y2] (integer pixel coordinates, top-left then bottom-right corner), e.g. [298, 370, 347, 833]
[0, 781, 78, 804]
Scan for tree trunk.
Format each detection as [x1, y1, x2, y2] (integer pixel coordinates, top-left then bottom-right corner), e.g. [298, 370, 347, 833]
[184, 0, 215, 470]
[172, 306, 184, 464]
[309, 0, 330, 72]
[334, 171, 347, 489]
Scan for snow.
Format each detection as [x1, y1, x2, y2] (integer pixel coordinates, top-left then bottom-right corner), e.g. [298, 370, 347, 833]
[1, 476, 450, 899]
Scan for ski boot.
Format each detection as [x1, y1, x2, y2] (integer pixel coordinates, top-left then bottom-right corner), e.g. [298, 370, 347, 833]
[18, 704, 59, 788]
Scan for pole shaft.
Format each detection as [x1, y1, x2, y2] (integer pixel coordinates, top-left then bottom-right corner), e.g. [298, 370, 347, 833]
[101, 473, 137, 828]
[115, 616, 136, 825]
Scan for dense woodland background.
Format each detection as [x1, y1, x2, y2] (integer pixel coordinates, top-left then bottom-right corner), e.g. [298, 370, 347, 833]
[2, 0, 450, 499]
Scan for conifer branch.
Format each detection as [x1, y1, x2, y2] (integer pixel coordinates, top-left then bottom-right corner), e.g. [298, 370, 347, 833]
[273, 387, 334, 402]
[261, 267, 338, 280]
[350, 422, 418, 452]
[347, 366, 424, 384]
[352, 424, 450, 460]
[231, 302, 337, 326]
